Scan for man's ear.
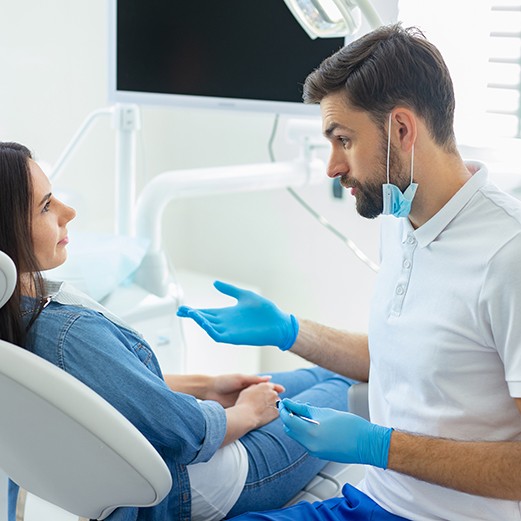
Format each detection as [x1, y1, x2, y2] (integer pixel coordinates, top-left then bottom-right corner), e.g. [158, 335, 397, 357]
[392, 108, 417, 153]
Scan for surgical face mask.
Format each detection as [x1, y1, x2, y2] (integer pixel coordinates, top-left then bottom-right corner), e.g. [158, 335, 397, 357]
[382, 113, 417, 218]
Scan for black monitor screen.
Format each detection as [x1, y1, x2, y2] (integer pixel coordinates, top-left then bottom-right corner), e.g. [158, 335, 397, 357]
[111, 0, 345, 114]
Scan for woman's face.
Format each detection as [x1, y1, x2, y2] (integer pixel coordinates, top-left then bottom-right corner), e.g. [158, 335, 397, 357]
[30, 160, 76, 271]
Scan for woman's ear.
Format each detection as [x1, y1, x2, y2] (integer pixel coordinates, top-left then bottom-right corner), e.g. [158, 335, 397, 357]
[392, 108, 417, 153]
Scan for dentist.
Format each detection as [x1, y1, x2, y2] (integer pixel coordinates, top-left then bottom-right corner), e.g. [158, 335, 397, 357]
[178, 24, 521, 521]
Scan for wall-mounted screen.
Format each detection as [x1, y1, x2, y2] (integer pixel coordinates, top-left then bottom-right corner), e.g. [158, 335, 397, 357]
[108, 0, 345, 115]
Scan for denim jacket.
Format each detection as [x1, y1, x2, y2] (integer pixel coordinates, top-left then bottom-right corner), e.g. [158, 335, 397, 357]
[9, 284, 227, 521]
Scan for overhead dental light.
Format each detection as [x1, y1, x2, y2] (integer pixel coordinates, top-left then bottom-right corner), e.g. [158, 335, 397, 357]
[283, 0, 382, 39]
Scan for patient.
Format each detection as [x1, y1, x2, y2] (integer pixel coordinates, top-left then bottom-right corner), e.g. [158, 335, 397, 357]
[0, 141, 354, 521]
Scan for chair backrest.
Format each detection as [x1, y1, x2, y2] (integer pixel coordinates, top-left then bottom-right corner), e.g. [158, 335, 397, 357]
[0, 251, 172, 520]
[0, 250, 16, 308]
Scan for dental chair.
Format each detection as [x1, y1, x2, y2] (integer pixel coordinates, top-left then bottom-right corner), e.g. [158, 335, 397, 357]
[0, 250, 172, 521]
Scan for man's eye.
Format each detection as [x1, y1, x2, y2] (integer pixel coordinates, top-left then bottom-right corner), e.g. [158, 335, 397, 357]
[339, 137, 350, 148]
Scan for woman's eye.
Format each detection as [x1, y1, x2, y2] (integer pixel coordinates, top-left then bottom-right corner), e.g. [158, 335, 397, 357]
[42, 200, 51, 213]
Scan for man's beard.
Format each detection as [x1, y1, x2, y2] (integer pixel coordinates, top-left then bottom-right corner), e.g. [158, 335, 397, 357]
[341, 140, 410, 219]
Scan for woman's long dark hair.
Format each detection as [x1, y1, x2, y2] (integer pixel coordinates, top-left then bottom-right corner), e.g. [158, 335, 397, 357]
[0, 142, 46, 347]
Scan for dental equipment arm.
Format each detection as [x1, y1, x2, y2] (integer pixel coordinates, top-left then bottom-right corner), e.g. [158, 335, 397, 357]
[49, 104, 140, 236]
[134, 155, 324, 297]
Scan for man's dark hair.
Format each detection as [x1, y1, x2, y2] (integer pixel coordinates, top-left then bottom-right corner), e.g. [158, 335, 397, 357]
[304, 24, 457, 152]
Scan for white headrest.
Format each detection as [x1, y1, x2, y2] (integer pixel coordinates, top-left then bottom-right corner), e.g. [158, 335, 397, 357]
[0, 251, 17, 308]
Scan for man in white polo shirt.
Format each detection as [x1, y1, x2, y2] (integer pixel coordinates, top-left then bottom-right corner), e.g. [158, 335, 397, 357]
[178, 24, 521, 520]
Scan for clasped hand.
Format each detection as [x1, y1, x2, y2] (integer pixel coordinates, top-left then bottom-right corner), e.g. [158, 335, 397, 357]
[207, 374, 285, 409]
[222, 378, 285, 444]
[279, 398, 393, 469]
[176, 280, 299, 351]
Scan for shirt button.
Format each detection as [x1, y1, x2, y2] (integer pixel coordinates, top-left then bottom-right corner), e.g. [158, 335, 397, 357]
[407, 236, 416, 245]
[403, 260, 411, 269]
[396, 286, 405, 295]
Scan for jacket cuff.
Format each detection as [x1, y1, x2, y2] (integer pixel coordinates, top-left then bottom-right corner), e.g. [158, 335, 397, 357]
[190, 400, 227, 464]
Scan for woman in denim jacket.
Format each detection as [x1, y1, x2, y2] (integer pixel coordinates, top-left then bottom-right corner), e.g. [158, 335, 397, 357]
[0, 142, 354, 521]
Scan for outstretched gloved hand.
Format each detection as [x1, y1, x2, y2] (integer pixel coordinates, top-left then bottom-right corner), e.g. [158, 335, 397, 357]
[176, 280, 299, 351]
[278, 398, 393, 469]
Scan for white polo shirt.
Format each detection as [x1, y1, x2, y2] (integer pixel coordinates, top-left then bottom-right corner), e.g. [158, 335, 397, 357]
[358, 162, 521, 520]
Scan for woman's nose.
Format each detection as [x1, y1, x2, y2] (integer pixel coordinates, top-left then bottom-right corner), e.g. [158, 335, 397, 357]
[62, 203, 77, 223]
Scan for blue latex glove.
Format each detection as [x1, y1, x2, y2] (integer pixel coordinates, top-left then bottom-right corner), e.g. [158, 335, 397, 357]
[279, 398, 393, 469]
[176, 280, 299, 351]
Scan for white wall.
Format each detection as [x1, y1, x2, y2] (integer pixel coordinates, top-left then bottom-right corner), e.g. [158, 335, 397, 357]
[0, 0, 115, 231]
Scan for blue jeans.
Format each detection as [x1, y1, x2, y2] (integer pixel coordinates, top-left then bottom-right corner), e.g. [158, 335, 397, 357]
[226, 366, 355, 518]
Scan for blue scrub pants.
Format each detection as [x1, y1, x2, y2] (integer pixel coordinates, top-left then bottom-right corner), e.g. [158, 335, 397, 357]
[230, 482, 410, 520]
[226, 367, 356, 518]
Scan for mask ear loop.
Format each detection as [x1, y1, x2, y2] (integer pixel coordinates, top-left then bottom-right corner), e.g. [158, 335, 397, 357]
[386, 113, 392, 184]
[410, 143, 415, 184]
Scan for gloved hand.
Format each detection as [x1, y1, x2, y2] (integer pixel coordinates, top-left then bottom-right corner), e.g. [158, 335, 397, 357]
[279, 398, 393, 469]
[176, 280, 299, 351]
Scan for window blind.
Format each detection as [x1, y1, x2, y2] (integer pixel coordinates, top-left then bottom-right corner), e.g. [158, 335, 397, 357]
[487, 1, 521, 138]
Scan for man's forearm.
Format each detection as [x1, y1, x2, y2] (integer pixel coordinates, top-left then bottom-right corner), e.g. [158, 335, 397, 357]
[388, 431, 521, 500]
[291, 318, 370, 382]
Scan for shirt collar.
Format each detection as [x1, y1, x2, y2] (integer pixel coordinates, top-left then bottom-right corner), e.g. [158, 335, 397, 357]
[43, 279, 64, 297]
[20, 280, 64, 310]
[401, 161, 489, 248]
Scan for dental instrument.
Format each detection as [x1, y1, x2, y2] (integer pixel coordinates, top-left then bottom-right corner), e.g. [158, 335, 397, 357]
[289, 412, 321, 425]
[276, 400, 321, 425]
